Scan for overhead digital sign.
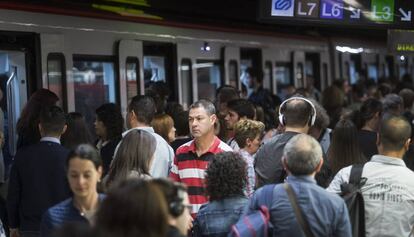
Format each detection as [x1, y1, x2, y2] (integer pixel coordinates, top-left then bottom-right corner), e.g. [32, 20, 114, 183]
[388, 30, 414, 54]
[259, 0, 414, 29]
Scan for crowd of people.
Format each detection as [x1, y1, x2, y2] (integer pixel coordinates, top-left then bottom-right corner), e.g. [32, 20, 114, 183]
[0, 67, 413, 237]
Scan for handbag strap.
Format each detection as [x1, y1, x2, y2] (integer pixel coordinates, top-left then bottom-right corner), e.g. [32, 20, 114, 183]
[283, 183, 315, 237]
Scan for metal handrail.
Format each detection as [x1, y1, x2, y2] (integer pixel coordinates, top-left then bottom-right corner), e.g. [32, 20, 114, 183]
[6, 67, 17, 157]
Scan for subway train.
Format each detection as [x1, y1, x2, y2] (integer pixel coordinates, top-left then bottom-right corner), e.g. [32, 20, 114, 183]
[0, 6, 411, 156]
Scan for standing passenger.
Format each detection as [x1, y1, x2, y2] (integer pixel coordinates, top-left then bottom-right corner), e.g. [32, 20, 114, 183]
[151, 114, 176, 144]
[40, 144, 104, 237]
[150, 179, 192, 237]
[233, 119, 264, 196]
[16, 89, 59, 149]
[105, 129, 156, 188]
[250, 134, 351, 237]
[169, 100, 232, 217]
[61, 113, 93, 150]
[193, 152, 248, 237]
[255, 96, 316, 188]
[94, 179, 169, 237]
[121, 95, 174, 178]
[224, 99, 256, 151]
[7, 106, 71, 237]
[94, 103, 123, 176]
[327, 116, 414, 237]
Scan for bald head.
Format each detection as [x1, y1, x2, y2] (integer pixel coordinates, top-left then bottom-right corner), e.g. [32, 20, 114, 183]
[281, 97, 314, 128]
[379, 116, 411, 152]
[283, 134, 323, 176]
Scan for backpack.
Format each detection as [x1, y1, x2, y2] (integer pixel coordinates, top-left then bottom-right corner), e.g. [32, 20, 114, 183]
[340, 164, 367, 237]
[229, 184, 275, 237]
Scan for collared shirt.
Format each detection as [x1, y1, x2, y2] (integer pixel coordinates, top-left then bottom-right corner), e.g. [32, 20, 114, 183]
[169, 136, 232, 217]
[327, 155, 414, 237]
[117, 126, 174, 178]
[248, 176, 351, 237]
[238, 149, 256, 197]
[40, 137, 61, 144]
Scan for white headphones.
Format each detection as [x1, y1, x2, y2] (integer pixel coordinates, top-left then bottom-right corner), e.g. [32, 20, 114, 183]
[278, 97, 317, 127]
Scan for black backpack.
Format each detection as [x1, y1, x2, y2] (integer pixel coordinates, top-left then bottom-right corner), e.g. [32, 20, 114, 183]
[340, 164, 367, 237]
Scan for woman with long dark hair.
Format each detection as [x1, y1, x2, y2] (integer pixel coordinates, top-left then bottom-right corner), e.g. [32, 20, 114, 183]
[105, 129, 156, 189]
[61, 113, 93, 150]
[328, 119, 366, 176]
[17, 89, 59, 149]
[94, 103, 123, 175]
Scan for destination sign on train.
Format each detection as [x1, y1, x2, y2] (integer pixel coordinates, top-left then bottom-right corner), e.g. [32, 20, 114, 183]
[258, 0, 414, 29]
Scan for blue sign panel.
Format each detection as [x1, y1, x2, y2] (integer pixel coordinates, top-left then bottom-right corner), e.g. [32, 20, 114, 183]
[320, 0, 343, 19]
[272, 0, 295, 17]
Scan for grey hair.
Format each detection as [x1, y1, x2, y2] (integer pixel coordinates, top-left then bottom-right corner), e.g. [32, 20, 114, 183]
[189, 99, 216, 116]
[283, 134, 322, 175]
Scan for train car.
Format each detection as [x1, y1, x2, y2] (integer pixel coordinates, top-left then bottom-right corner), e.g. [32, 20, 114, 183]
[0, 5, 409, 156]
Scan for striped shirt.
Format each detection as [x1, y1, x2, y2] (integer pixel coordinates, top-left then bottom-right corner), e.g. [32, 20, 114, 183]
[169, 136, 232, 217]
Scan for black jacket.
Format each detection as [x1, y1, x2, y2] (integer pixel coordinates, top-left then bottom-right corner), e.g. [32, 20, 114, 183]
[7, 141, 71, 231]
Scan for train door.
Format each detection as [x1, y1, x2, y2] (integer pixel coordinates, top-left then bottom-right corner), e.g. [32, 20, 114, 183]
[143, 42, 176, 103]
[397, 55, 408, 80]
[223, 47, 240, 89]
[118, 39, 143, 115]
[0, 31, 38, 161]
[362, 53, 379, 82]
[350, 54, 362, 84]
[305, 52, 321, 91]
[41, 34, 68, 111]
[273, 49, 292, 98]
[240, 48, 261, 97]
[320, 52, 331, 90]
[292, 51, 305, 88]
[262, 47, 280, 94]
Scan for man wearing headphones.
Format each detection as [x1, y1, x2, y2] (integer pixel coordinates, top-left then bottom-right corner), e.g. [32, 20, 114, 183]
[255, 96, 317, 188]
[151, 179, 193, 237]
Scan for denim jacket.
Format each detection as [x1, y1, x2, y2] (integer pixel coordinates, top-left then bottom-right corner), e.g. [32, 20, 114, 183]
[192, 196, 248, 237]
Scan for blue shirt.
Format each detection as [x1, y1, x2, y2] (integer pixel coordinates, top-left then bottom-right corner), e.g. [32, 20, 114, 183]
[248, 176, 351, 237]
[40, 194, 105, 237]
[193, 196, 248, 237]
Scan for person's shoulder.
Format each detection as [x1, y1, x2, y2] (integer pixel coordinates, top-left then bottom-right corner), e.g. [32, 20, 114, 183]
[176, 140, 194, 155]
[217, 139, 233, 152]
[46, 198, 73, 218]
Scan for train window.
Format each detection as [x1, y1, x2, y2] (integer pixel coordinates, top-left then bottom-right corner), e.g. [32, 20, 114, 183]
[144, 56, 166, 88]
[349, 61, 357, 84]
[229, 60, 238, 88]
[275, 62, 292, 94]
[47, 53, 67, 111]
[196, 60, 221, 101]
[368, 64, 378, 82]
[72, 56, 117, 135]
[126, 57, 140, 102]
[180, 59, 193, 109]
[264, 61, 273, 91]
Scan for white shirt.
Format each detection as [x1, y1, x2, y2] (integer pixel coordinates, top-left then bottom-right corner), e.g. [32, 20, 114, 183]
[327, 155, 414, 237]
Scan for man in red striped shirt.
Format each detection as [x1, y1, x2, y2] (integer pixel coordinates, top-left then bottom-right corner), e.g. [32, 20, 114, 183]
[169, 100, 232, 217]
